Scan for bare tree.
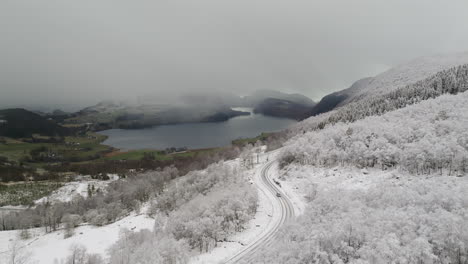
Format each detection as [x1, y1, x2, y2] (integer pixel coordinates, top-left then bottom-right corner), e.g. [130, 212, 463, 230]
[8, 240, 32, 264]
[66, 244, 87, 264]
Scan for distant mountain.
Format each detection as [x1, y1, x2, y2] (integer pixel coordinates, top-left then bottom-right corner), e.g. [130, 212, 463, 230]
[307, 78, 372, 117]
[253, 98, 313, 120]
[0, 108, 70, 138]
[246, 90, 316, 120]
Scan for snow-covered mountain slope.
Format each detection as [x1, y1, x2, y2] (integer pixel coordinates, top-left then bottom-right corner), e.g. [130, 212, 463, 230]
[291, 56, 468, 136]
[306, 52, 468, 118]
[342, 51, 468, 105]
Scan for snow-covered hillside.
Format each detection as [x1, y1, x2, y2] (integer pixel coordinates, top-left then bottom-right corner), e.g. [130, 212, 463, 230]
[249, 55, 468, 263]
[0, 160, 259, 264]
[283, 91, 468, 175]
[0, 209, 154, 264]
[292, 60, 468, 136]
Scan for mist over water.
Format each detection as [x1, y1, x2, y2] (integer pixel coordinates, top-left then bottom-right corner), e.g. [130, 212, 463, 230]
[99, 109, 295, 150]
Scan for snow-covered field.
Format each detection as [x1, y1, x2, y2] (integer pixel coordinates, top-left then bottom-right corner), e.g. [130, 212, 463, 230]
[0, 207, 154, 264]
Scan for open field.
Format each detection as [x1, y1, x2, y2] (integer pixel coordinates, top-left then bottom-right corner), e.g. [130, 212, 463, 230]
[0, 132, 113, 164]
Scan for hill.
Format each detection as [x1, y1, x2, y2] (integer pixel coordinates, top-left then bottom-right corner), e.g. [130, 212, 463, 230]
[291, 62, 468, 135]
[246, 90, 316, 119]
[0, 108, 70, 138]
[253, 53, 468, 264]
[253, 98, 312, 120]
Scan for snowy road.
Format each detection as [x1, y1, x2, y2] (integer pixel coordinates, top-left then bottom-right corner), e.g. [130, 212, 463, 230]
[224, 160, 295, 263]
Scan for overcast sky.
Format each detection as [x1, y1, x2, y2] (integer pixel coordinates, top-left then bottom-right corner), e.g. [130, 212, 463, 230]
[1, 0, 468, 111]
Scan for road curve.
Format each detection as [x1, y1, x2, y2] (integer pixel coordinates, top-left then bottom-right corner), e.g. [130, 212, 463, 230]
[224, 160, 295, 264]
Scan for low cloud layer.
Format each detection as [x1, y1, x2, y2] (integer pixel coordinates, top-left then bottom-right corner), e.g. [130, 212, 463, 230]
[1, 0, 468, 110]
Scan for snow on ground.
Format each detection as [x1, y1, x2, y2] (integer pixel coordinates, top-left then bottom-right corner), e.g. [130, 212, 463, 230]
[0, 206, 154, 264]
[280, 163, 468, 202]
[281, 165, 395, 194]
[0, 205, 27, 211]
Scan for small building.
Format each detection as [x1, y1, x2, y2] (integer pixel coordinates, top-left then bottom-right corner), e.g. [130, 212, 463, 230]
[0, 119, 7, 125]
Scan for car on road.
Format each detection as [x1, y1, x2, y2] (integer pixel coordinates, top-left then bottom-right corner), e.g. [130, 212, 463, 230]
[274, 179, 282, 187]
[276, 192, 282, 197]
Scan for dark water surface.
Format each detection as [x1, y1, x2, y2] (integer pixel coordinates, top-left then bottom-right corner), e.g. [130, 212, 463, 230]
[98, 108, 296, 150]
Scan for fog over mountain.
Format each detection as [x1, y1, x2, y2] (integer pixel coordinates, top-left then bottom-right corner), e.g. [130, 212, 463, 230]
[1, 0, 468, 111]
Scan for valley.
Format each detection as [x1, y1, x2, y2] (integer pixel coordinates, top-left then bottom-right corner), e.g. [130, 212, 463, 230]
[3, 1, 468, 262]
[1, 28, 468, 264]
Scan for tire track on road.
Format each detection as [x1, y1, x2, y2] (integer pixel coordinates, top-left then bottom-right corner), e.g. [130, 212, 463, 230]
[224, 160, 295, 264]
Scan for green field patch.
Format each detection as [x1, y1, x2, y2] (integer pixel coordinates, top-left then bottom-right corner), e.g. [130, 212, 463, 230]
[0, 132, 113, 165]
[232, 132, 271, 146]
[0, 181, 63, 206]
[102, 148, 218, 162]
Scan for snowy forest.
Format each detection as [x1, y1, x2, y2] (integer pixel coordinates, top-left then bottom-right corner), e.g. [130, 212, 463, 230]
[281, 91, 468, 175]
[1, 159, 258, 263]
[251, 166, 468, 263]
[109, 163, 257, 263]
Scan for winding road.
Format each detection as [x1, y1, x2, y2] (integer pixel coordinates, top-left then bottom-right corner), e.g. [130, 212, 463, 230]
[224, 160, 295, 263]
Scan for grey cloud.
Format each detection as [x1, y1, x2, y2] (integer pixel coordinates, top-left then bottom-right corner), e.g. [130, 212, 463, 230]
[1, 0, 468, 111]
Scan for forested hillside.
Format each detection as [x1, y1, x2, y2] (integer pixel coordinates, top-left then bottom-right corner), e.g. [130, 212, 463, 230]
[109, 163, 257, 263]
[0, 108, 70, 138]
[252, 66, 468, 263]
[281, 91, 468, 175]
